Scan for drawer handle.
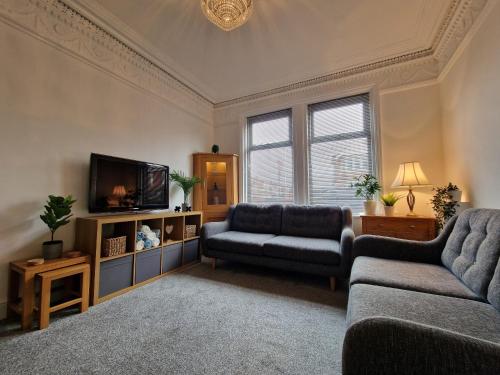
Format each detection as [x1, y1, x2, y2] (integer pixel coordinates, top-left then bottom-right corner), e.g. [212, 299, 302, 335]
[409, 225, 416, 229]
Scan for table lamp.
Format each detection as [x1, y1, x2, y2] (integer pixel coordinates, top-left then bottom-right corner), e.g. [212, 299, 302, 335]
[391, 162, 430, 216]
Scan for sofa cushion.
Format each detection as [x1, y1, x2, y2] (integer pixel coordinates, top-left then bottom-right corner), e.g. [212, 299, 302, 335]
[347, 283, 500, 343]
[350, 257, 481, 301]
[230, 204, 282, 234]
[262, 235, 341, 265]
[206, 231, 276, 256]
[441, 209, 500, 305]
[281, 205, 343, 239]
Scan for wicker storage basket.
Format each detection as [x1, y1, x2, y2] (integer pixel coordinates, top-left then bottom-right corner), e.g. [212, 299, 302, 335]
[102, 236, 127, 257]
[185, 225, 197, 238]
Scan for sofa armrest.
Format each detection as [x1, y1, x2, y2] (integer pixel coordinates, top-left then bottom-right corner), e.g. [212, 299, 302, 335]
[200, 220, 229, 254]
[339, 227, 355, 277]
[352, 215, 457, 264]
[343, 316, 500, 375]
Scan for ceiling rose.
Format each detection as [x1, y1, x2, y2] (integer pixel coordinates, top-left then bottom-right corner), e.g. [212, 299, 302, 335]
[201, 0, 253, 31]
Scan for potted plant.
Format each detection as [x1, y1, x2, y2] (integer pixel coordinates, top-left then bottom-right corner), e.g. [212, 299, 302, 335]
[352, 174, 381, 215]
[170, 170, 201, 211]
[40, 195, 76, 259]
[431, 183, 461, 230]
[380, 192, 402, 216]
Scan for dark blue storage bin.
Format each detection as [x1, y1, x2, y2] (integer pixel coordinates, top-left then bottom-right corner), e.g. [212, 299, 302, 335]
[183, 239, 199, 264]
[162, 243, 182, 273]
[99, 255, 133, 297]
[136, 248, 161, 284]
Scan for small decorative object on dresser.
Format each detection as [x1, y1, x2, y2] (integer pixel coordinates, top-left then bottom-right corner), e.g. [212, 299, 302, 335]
[380, 193, 403, 216]
[361, 214, 437, 241]
[352, 174, 381, 215]
[211, 144, 220, 154]
[40, 195, 76, 259]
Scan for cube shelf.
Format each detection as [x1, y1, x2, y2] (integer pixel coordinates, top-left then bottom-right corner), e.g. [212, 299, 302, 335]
[75, 210, 202, 305]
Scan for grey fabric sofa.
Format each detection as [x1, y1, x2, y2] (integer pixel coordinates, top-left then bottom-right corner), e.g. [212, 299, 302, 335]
[200, 203, 354, 288]
[343, 208, 500, 375]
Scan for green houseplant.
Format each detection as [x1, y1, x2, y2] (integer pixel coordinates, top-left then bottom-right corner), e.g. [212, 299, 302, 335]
[40, 195, 76, 259]
[352, 174, 381, 215]
[380, 192, 403, 216]
[170, 170, 201, 211]
[431, 183, 461, 230]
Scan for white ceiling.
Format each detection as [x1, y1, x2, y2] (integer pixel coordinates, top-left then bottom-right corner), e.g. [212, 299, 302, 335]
[71, 0, 453, 103]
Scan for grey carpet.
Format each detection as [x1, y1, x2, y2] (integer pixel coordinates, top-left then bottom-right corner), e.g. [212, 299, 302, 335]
[0, 260, 347, 375]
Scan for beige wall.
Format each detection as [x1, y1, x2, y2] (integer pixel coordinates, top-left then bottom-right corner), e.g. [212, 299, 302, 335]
[214, 83, 445, 219]
[379, 83, 446, 216]
[440, 0, 500, 208]
[0, 22, 213, 315]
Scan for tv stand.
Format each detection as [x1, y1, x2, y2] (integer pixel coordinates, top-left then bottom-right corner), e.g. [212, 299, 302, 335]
[75, 210, 202, 305]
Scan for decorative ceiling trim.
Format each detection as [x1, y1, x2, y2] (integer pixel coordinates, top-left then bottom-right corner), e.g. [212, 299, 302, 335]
[0, 0, 490, 115]
[215, 0, 489, 109]
[0, 0, 213, 123]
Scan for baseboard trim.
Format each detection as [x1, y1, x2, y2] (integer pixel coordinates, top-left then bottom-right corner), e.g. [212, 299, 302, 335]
[0, 301, 7, 321]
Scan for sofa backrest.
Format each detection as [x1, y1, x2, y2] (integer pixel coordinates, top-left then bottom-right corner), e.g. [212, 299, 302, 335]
[230, 204, 282, 234]
[281, 205, 344, 239]
[441, 208, 500, 309]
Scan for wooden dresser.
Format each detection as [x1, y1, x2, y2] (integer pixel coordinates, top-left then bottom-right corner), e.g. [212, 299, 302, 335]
[361, 215, 437, 241]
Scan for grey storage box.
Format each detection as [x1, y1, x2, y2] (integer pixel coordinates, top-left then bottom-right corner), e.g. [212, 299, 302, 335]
[136, 248, 161, 284]
[162, 243, 182, 273]
[184, 239, 199, 264]
[99, 255, 133, 297]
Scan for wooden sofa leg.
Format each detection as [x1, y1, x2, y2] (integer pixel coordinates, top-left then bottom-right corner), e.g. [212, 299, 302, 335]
[211, 258, 216, 270]
[329, 277, 336, 291]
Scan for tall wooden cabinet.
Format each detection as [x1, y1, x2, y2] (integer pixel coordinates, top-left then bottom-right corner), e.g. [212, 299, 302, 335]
[193, 153, 239, 223]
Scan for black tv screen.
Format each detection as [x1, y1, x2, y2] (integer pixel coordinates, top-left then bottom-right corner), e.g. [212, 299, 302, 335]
[89, 153, 169, 213]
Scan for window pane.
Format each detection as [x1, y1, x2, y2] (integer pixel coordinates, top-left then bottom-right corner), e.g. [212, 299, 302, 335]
[250, 113, 290, 146]
[248, 146, 294, 204]
[308, 93, 373, 213]
[312, 103, 364, 137]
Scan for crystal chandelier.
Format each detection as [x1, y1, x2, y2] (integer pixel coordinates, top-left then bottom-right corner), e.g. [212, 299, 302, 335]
[201, 0, 253, 31]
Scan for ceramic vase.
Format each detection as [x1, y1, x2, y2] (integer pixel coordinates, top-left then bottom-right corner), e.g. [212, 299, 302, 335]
[363, 200, 377, 215]
[384, 206, 395, 216]
[42, 240, 63, 259]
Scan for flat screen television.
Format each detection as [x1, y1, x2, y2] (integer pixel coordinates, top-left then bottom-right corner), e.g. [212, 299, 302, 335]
[89, 153, 169, 213]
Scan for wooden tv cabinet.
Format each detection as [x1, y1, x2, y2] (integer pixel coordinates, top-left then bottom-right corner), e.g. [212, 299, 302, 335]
[75, 210, 202, 305]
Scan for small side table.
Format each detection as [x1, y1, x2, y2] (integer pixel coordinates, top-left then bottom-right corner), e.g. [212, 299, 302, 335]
[361, 215, 437, 241]
[8, 253, 90, 330]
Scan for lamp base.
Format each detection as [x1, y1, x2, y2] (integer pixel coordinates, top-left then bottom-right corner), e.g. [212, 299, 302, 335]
[406, 188, 416, 216]
[406, 211, 418, 217]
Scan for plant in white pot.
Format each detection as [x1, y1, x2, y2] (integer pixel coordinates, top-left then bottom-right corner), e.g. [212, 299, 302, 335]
[380, 193, 403, 216]
[352, 174, 381, 215]
[40, 195, 76, 259]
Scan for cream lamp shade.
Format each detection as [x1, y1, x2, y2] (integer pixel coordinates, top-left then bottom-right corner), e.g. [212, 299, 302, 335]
[391, 162, 430, 216]
[391, 162, 430, 187]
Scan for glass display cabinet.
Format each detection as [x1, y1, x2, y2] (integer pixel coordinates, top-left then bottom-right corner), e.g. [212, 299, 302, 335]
[193, 153, 239, 223]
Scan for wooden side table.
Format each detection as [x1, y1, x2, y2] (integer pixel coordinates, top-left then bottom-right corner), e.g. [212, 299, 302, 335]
[8, 253, 90, 330]
[361, 215, 437, 241]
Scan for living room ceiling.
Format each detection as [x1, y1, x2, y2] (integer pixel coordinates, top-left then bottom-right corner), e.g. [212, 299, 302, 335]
[71, 0, 453, 104]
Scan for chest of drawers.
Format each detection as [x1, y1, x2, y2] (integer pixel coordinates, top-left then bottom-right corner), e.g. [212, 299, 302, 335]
[361, 215, 437, 241]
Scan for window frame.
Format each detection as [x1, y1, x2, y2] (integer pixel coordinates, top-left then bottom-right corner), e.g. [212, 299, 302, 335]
[306, 93, 376, 208]
[246, 108, 295, 204]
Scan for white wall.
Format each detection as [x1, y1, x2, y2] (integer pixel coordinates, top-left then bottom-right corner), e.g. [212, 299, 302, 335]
[440, 0, 500, 208]
[0, 22, 213, 316]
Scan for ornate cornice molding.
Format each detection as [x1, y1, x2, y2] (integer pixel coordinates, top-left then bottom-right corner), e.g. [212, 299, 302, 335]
[0, 0, 213, 123]
[0, 0, 490, 118]
[214, 0, 489, 113]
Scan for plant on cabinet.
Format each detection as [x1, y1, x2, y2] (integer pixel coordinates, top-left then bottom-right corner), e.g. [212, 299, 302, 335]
[352, 174, 381, 215]
[170, 170, 201, 212]
[380, 193, 403, 216]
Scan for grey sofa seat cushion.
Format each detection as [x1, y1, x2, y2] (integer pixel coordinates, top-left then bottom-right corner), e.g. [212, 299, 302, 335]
[441, 209, 500, 306]
[281, 205, 343, 239]
[262, 235, 341, 266]
[347, 284, 500, 343]
[206, 231, 276, 256]
[231, 204, 282, 234]
[350, 256, 481, 301]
